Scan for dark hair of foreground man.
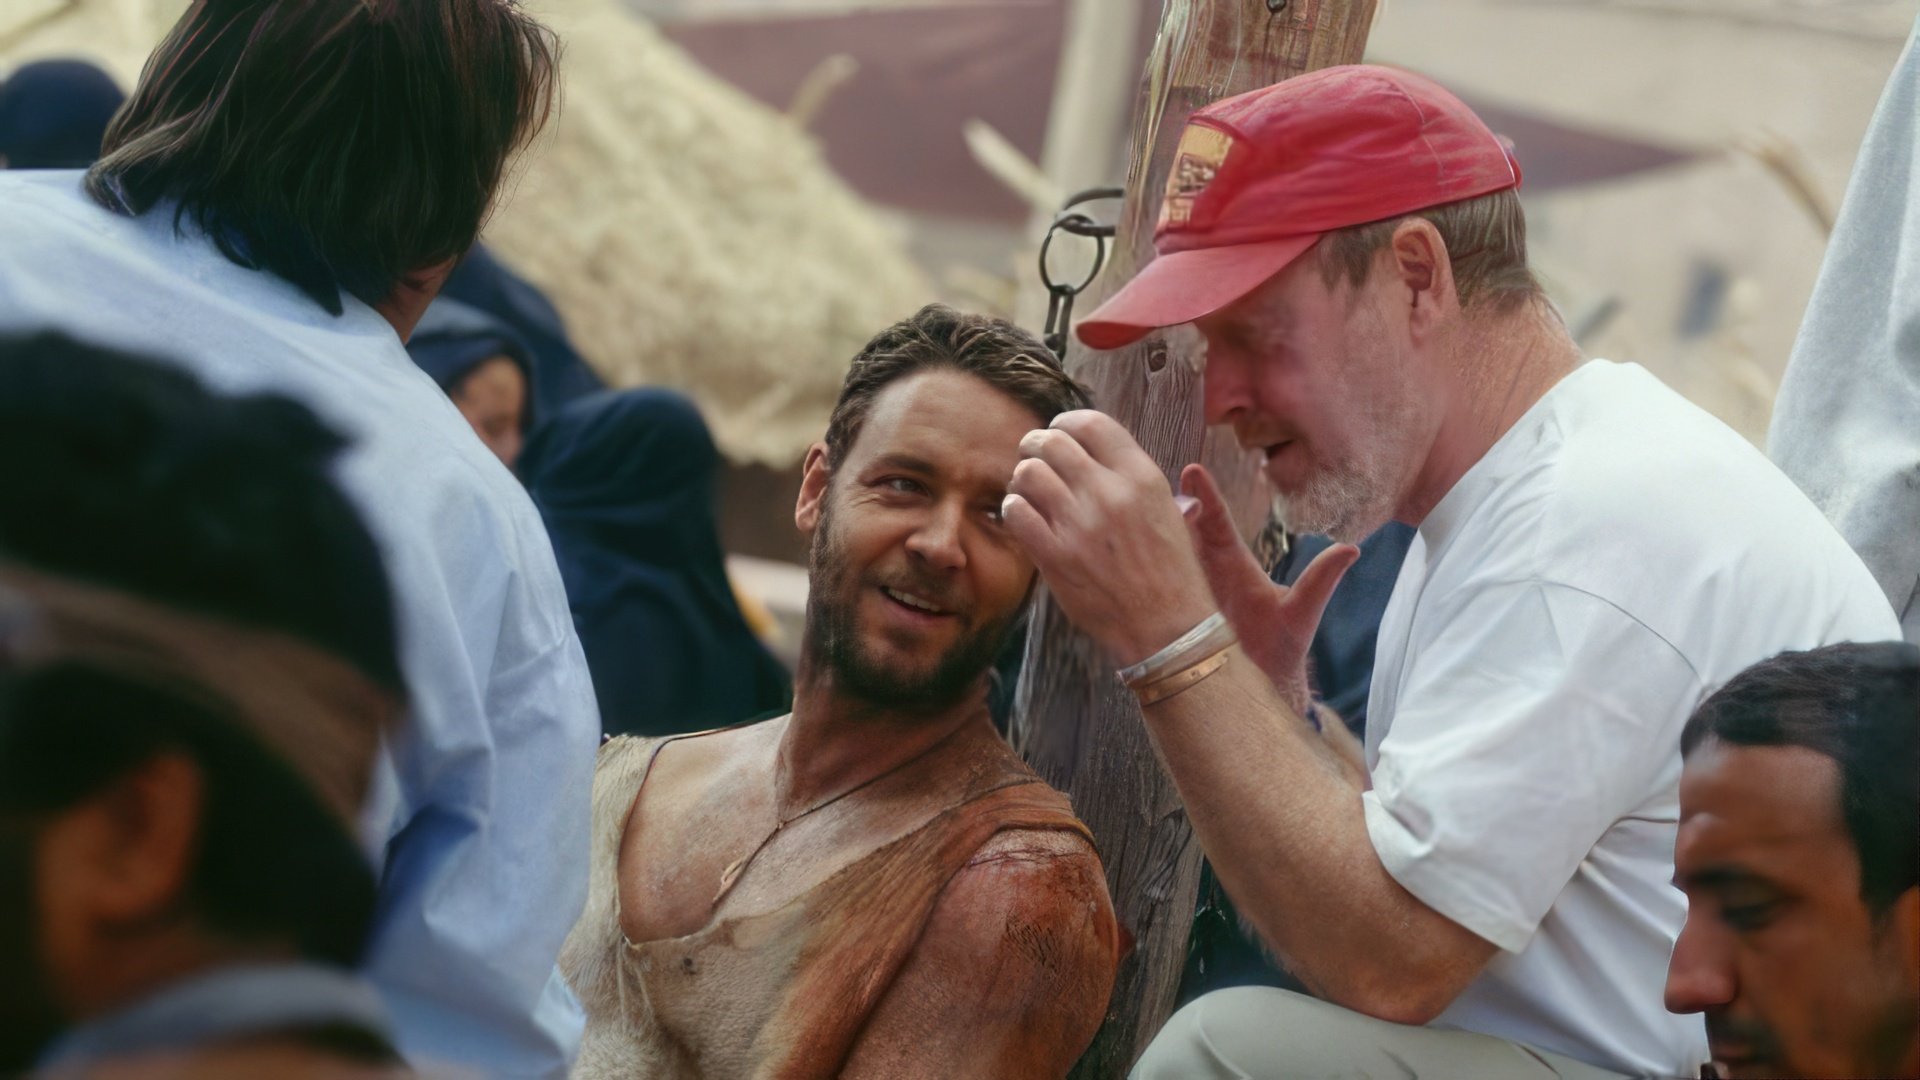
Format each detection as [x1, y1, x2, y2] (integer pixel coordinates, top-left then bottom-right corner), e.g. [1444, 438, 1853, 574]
[0, 332, 403, 1071]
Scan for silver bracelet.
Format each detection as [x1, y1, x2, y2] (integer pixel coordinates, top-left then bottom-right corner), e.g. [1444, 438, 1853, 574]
[1119, 611, 1233, 687]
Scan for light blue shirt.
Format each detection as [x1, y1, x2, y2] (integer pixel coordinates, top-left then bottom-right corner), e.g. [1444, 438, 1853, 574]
[0, 171, 601, 1077]
[37, 963, 394, 1070]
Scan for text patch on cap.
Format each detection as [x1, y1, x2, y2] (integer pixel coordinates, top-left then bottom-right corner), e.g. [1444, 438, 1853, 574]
[1160, 124, 1233, 230]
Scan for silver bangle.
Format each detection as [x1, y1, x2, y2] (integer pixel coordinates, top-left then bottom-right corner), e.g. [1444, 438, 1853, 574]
[1119, 611, 1233, 687]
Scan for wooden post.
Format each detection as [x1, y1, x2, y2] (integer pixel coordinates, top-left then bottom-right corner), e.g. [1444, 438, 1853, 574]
[1012, 2, 1376, 1076]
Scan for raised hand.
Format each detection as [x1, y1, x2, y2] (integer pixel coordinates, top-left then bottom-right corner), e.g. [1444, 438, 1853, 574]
[1003, 410, 1218, 668]
[1179, 463, 1357, 714]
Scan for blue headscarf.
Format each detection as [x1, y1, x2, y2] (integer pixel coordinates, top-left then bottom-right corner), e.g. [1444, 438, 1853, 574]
[520, 388, 790, 737]
[404, 297, 536, 431]
[440, 245, 604, 423]
[0, 60, 125, 170]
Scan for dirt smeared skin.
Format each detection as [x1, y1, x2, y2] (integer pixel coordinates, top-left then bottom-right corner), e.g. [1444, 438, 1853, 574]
[563, 719, 1119, 1080]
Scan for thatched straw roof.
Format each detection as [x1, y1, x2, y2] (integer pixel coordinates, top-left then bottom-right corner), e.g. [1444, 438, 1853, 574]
[490, 0, 930, 466]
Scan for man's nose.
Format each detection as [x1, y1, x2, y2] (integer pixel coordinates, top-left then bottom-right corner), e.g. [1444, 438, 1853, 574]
[905, 501, 967, 572]
[1202, 346, 1250, 427]
[1664, 915, 1736, 1015]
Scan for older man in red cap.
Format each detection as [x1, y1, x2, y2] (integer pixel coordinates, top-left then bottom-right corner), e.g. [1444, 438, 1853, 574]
[1004, 65, 1898, 1078]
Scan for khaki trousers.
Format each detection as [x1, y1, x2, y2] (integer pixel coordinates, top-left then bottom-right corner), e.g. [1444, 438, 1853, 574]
[1131, 988, 1633, 1080]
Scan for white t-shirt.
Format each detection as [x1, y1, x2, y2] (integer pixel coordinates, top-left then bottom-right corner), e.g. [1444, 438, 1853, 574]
[0, 172, 601, 1077]
[1364, 360, 1898, 1077]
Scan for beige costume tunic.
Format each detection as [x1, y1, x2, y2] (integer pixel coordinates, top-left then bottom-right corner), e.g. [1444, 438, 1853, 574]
[562, 731, 1113, 1079]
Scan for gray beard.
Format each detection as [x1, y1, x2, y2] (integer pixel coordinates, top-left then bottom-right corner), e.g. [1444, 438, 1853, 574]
[1277, 462, 1393, 544]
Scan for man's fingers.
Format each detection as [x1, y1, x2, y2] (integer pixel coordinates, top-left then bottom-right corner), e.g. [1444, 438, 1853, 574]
[1050, 409, 1159, 482]
[1179, 464, 1243, 555]
[1000, 493, 1061, 567]
[1019, 426, 1102, 487]
[1008, 457, 1074, 525]
[1178, 463, 1271, 594]
[1282, 542, 1360, 630]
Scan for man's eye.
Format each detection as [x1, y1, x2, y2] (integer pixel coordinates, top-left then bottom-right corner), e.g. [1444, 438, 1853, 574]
[1720, 900, 1780, 932]
[881, 477, 924, 496]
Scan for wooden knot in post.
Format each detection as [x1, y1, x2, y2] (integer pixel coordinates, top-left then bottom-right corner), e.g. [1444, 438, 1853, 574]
[1266, 0, 1289, 12]
[1145, 341, 1169, 372]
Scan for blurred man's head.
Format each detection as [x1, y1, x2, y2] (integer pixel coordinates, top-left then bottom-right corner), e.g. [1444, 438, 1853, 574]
[1666, 642, 1920, 1080]
[0, 59, 125, 170]
[0, 333, 402, 1070]
[84, 0, 558, 332]
[795, 305, 1088, 712]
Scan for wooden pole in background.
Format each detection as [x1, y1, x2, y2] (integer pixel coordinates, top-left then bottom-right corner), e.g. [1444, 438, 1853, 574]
[1013, 2, 1377, 1075]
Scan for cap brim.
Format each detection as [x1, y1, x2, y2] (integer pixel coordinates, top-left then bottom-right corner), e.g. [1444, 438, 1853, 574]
[1074, 234, 1320, 352]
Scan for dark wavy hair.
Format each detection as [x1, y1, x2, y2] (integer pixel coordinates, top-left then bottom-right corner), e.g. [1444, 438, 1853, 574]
[1683, 641, 1920, 913]
[85, 0, 559, 315]
[824, 304, 1091, 468]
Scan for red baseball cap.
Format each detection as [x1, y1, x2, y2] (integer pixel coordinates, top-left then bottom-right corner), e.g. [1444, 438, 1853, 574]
[1076, 65, 1521, 351]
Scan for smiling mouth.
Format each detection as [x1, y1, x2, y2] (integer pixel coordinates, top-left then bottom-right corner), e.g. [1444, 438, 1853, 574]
[881, 585, 952, 617]
[1262, 440, 1293, 463]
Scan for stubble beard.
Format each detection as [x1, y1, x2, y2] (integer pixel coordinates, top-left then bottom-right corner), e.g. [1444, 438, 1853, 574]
[1278, 354, 1422, 543]
[1276, 460, 1390, 544]
[1276, 415, 1411, 543]
[805, 499, 1019, 714]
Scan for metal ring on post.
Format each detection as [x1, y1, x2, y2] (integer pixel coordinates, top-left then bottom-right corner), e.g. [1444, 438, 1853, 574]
[1038, 214, 1109, 299]
[1037, 187, 1125, 357]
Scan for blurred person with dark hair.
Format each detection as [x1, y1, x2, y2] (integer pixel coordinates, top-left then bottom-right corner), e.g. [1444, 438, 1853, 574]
[0, 332, 407, 1076]
[560, 305, 1117, 1080]
[1666, 642, 1919, 1080]
[0, 3, 600, 1075]
[407, 298, 537, 469]
[0, 59, 123, 170]
[520, 388, 790, 738]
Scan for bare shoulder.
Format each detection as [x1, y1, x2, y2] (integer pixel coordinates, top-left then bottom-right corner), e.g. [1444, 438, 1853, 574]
[966, 824, 1103, 866]
[944, 826, 1117, 977]
[840, 825, 1118, 1079]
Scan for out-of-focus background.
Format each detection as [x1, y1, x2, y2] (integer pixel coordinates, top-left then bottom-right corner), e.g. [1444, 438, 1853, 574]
[6, 0, 1910, 577]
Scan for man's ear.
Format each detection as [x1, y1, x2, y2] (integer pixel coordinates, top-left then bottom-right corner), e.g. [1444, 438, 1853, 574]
[89, 755, 202, 928]
[1388, 219, 1458, 337]
[37, 754, 202, 961]
[33, 755, 203, 1019]
[795, 442, 832, 537]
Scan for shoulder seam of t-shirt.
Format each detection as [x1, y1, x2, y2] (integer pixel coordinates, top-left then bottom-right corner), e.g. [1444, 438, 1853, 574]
[1466, 575, 1707, 688]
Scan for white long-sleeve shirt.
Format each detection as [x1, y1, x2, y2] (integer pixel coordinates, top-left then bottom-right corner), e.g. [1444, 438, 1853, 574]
[0, 170, 601, 1078]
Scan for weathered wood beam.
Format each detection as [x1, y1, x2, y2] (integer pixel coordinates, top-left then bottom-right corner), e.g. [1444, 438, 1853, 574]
[1012, 2, 1377, 1076]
